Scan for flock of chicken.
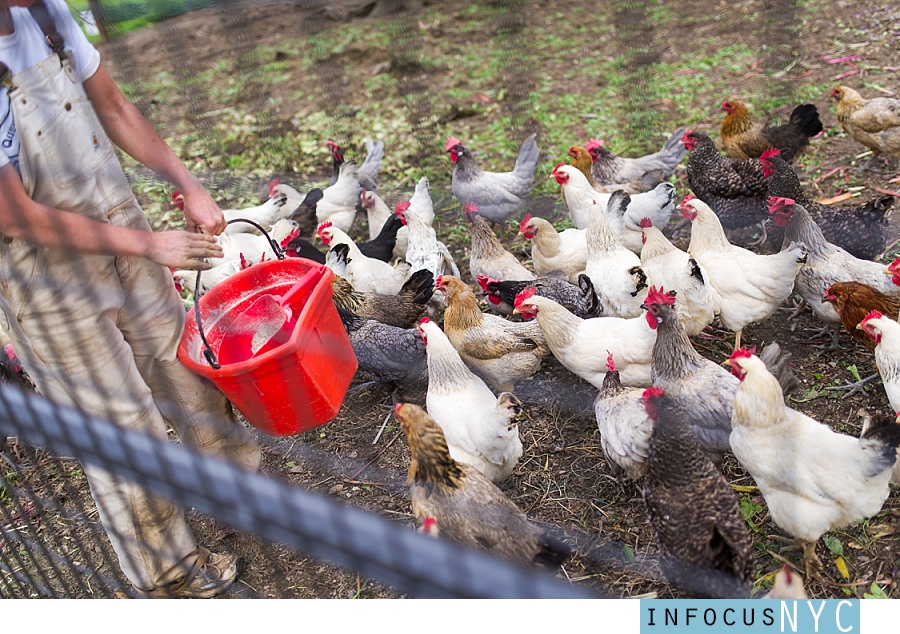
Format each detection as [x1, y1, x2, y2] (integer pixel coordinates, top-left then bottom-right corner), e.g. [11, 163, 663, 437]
[166, 85, 900, 599]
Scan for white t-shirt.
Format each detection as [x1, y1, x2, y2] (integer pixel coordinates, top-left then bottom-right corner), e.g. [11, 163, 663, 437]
[0, 0, 100, 171]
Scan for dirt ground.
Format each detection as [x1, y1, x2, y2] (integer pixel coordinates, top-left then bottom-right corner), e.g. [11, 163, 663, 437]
[79, 0, 900, 599]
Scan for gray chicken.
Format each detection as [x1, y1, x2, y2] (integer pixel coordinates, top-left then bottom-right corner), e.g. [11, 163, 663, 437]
[446, 134, 540, 226]
[586, 128, 687, 192]
[337, 307, 427, 387]
[641, 387, 754, 599]
[643, 290, 796, 462]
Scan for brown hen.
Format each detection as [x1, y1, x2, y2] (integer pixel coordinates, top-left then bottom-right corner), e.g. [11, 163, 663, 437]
[396, 403, 571, 567]
[823, 281, 900, 351]
[720, 100, 822, 162]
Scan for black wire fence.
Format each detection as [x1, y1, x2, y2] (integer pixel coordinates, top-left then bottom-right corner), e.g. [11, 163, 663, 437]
[0, 385, 597, 598]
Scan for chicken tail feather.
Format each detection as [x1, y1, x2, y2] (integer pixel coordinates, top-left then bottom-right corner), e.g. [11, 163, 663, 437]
[533, 533, 572, 567]
[758, 342, 800, 397]
[789, 104, 824, 139]
[859, 414, 900, 476]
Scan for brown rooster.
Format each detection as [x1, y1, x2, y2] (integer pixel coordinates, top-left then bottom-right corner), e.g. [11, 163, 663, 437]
[641, 387, 754, 598]
[823, 281, 900, 351]
[720, 101, 823, 162]
[395, 402, 572, 567]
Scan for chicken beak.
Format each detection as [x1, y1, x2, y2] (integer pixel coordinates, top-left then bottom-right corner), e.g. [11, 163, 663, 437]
[722, 359, 732, 366]
[855, 323, 863, 330]
[884, 268, 894, 275]
[512, 308, 520, 315]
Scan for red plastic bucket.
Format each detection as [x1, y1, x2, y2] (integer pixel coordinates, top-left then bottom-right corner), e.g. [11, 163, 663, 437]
[178, 256, 357, 436]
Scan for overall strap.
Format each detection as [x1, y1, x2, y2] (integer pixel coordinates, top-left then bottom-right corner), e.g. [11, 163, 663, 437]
[28, 0, 65, 56]
[0, 0, 66, 89]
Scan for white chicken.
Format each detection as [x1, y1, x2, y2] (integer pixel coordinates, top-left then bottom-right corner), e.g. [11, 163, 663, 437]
[518, 214, 586, 282]
[417, 318, 524, 482]
[395, 201, 459, 281]
[584, 192, 648, 318]
[407, 176, 436, 227]
[683, 195, 807, 349]
[595, 352, 652, 480]
[316, 221, 410, 295]
[729, 348, 900, 575]
[640, 222, 719, 336]
[513, 288, 656, 388]
[210, 218, 298, 268]
[172, 189, 292, 235]
[858, 311, 900, 412]
[316, 162, 363, 234]
[552, 164, 675, 250]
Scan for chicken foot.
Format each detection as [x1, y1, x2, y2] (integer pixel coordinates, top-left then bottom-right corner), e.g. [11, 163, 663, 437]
[803, 325, 840, 350]
[746, 221, 769, 248]
[823, 373, 879, 399]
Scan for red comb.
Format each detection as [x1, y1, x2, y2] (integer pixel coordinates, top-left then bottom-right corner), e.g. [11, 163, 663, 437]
[444, 136, 463, 152]
[239, 253, 249, 270]
[324, 140, 337, 149]
[171, 190, 181, 202]
[642, 387, 665, 400]
[519, 213, 533, 233]
[767, 196, 795, 214]
[394, 200, 411, 214]
[514, 286, 537, 309]
[760, 148, 781, 161]
[605, 351, 616, 373]
[861, 310, 884, 326]
[585, 138, 603, 152]
[729, 348, 754, 363]
[394, 402, 403, 415]
[316, 221, 333, 234]
[475, 275, 498, 292]
[280, 227, 301, 249]
[268, 179, 280, 197]
[681, 193, 695, 208]
[435, 275, 444, 288]
[639, 217, 653, 229]
[645, 286, 676, 307]
[552, 162, 566, 174]
[463, 201, 479, 215]
[681, 129, 693, 142]
[888, 257, 900, 273]
[418, 316, 431, 325]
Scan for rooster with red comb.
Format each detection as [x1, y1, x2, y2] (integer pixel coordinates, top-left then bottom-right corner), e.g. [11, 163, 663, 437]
[445, 133, 539, 226]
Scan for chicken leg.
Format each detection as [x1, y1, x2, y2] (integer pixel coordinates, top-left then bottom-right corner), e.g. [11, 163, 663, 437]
[823, 373, 879, 399]
[802, 540, 823, 580]
[734, 329, 743, 352]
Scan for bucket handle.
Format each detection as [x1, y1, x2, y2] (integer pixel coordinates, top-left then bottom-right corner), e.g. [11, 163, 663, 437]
[194, 218, 287, 370]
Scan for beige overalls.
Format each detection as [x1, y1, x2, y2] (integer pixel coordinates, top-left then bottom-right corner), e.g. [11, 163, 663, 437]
[0, 22, 260, 590]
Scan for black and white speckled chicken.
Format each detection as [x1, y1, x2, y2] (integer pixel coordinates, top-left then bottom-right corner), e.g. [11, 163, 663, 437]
[337, 307, 426, 386]
[476, 273, 604, 319]
[764, 154, 891, 261]
[641, 387, 754, 599]
[331, 269, 434, 329]
[395, 402, 571, 567]
[683, 129, 773, 236]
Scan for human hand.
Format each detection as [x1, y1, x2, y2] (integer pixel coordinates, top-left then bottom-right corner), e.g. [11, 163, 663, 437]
[145, 230, 223, 270]
[179, 187, 227, 236]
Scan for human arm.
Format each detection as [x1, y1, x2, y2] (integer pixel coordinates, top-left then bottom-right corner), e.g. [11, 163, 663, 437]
[0, 163, 222, 269]
[81, 64, 225, 235]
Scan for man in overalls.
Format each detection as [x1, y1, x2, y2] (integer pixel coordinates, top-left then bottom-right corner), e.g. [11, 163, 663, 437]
[0, 0, 261, 597]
